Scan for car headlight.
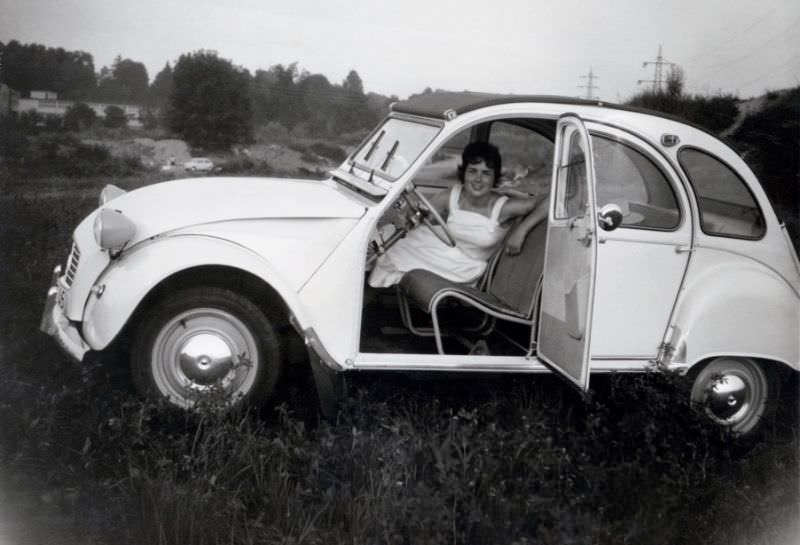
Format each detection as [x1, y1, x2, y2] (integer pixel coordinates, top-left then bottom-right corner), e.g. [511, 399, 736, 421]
[93, 208, 136, 254]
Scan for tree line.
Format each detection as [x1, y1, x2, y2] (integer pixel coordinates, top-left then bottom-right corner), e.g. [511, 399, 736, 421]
[0, 41, 395, 148]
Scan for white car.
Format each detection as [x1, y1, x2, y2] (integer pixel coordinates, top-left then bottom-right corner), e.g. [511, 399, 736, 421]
[41, 93, 799, 436]
[184, 157, 214, 172]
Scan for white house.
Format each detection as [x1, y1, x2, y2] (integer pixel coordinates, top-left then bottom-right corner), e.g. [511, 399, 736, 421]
[13, 90, 144, 127]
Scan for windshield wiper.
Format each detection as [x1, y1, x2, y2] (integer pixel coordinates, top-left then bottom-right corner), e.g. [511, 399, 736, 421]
[363, 130, 385, 161]
[380, 140, 399, 171]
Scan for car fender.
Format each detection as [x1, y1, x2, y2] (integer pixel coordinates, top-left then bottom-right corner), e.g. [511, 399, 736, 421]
[668, 249, 800, 371]
[81, 234, 312, 351]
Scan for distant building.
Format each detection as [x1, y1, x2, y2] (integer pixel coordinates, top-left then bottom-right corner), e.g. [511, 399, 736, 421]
[11, 90, 144, 127]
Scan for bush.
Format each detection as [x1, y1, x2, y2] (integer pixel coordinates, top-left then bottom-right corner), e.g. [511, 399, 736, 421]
[626, 90, 739, 133]
[103, 105, 128, 128]
[0, 129, 142, 177]
[63, 102, 97, 131]
[309, 141, 347, 163]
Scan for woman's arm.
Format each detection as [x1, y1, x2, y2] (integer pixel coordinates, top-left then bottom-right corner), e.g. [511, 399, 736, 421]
[497, 195, 541, 225]
[504, 198, 548, 255]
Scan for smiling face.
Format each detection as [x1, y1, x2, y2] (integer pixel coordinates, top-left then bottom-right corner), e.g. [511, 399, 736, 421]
[462, 160, 497, 199]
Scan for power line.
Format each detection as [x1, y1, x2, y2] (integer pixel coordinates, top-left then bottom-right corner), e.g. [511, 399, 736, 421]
[729, 54, 800, 92]
[577, 68, 599, 100]
[681, 6, 785, 66]
[687, 24, 800, 75]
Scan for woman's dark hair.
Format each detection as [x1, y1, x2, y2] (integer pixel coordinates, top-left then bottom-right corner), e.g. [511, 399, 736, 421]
[457, 141, 502, 185]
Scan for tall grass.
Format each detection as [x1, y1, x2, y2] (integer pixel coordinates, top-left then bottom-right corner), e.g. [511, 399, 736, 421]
[1, 363, 797, 545]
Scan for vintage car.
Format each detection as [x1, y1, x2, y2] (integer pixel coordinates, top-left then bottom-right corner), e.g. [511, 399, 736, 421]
[41, 92, 799, 436]
[184, 157, 215, 172]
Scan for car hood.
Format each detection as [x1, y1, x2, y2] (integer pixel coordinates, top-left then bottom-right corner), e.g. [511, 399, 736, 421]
[84, 176, 366, 244]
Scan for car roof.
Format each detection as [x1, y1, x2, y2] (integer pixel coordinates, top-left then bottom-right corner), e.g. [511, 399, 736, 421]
[390, 91, 716, 136]
[391, 92, 602, 118]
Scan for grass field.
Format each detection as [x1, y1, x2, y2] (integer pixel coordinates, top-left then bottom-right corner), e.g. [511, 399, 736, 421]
[0, 165, 798, 544]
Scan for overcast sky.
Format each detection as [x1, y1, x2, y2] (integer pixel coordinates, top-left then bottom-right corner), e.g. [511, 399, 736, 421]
[1, 0, 798, 101]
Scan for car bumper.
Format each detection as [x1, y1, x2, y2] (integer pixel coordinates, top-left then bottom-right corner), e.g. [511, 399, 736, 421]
[40, 265, 89, 362]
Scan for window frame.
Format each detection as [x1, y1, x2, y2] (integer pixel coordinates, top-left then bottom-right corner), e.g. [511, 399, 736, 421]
[589, 131, 683, 233]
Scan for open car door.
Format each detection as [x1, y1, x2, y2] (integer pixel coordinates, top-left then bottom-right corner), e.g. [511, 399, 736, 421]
[537, 115, 598, 391]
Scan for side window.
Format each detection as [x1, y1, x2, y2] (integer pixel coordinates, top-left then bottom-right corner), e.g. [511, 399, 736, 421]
[489, 121, 553, 197]
[554, 128, 588, 220]
[679, 148, 765, 238]
[591, 135, 680, 230]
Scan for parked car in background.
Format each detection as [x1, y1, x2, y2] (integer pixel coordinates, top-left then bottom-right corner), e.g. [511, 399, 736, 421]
[184, 157, 214, 172]
[41, 92, 799, 437]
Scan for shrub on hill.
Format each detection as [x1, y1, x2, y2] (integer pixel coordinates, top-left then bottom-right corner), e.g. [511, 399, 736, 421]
[627, 89, 739, 133]
[0, 124, 141, 177]
[729, 87, 800, 245]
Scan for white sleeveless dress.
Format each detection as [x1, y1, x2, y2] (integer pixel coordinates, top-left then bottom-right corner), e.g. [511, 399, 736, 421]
[368, 185, 509, 288]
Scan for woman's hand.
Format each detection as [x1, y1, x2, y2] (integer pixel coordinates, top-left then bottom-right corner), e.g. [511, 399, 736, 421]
[505, 229, 526, 255]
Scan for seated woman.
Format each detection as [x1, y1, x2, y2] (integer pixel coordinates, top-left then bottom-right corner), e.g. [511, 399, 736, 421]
[368, 141, 547, 288]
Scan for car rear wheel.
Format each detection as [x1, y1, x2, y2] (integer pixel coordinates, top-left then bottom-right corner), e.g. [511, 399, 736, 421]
[690, 357, 773, 437]
[131, 287, 281, 409]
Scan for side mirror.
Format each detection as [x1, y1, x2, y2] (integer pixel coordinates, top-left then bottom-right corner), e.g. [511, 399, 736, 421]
[598, 203, 624, 232]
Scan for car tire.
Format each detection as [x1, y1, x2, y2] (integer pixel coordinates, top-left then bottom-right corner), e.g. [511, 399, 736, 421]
[690, 356, 775, 437]
[131, 286, 282, 409]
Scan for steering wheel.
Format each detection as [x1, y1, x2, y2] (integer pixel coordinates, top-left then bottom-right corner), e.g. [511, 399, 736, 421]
[403, 186, 457, 247]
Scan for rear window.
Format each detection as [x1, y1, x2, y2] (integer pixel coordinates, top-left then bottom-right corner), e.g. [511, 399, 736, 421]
[679, 148, 765, 239]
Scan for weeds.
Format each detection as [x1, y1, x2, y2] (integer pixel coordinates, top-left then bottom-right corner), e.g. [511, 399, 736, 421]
[1, 368, 795, 545]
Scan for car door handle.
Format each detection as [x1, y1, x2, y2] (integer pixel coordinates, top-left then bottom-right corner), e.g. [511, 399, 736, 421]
[675, 245, 694, 254]
[577, 229, 593, 246]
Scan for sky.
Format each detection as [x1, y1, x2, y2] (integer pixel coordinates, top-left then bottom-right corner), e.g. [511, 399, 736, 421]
[1, 0, 798, 102]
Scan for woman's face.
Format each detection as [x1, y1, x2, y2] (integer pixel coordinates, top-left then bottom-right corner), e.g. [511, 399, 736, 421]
[462, 159, 496, 199]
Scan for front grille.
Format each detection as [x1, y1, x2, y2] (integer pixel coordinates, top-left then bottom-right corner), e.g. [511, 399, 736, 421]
[64, 242, 81, 286]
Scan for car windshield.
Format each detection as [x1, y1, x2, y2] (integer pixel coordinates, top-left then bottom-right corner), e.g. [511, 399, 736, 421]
[350, 117, 441, 182]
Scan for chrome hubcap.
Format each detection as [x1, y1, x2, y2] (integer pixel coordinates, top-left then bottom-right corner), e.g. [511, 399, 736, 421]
[691, 358, 767, 434]
[151, 308, 258, 407]
[705, 373, 749, 423]
[178, 333, 235, 385]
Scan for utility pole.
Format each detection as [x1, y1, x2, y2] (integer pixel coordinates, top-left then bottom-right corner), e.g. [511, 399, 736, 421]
[578, 68, 599, 100]
[638, 45, 675, 93]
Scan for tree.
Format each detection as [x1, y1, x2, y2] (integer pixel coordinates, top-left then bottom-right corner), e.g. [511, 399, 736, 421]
[665, 66, 685, 98]
[297, 73, 335, 133]
[149, 62, 173, 107]
[334, 69, 369, 132]
[96, 56, 149, 103]
[252, 63, 302, 128]
[103, 105, 127, 128]
[0, 40, 96, 99]
[63, 102, 97, 131]
[167, 50, 253, 149]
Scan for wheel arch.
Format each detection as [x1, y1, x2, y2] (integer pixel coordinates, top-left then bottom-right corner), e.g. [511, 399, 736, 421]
[669, 255, 800, 373]
[82, 236, 312, 358]
[687, 354, 796, 381]
[134, 265, 306, 360]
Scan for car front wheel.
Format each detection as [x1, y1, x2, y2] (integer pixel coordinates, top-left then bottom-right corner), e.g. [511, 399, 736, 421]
[131, 287, 281, 409]
[690, 357, 773, 437]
